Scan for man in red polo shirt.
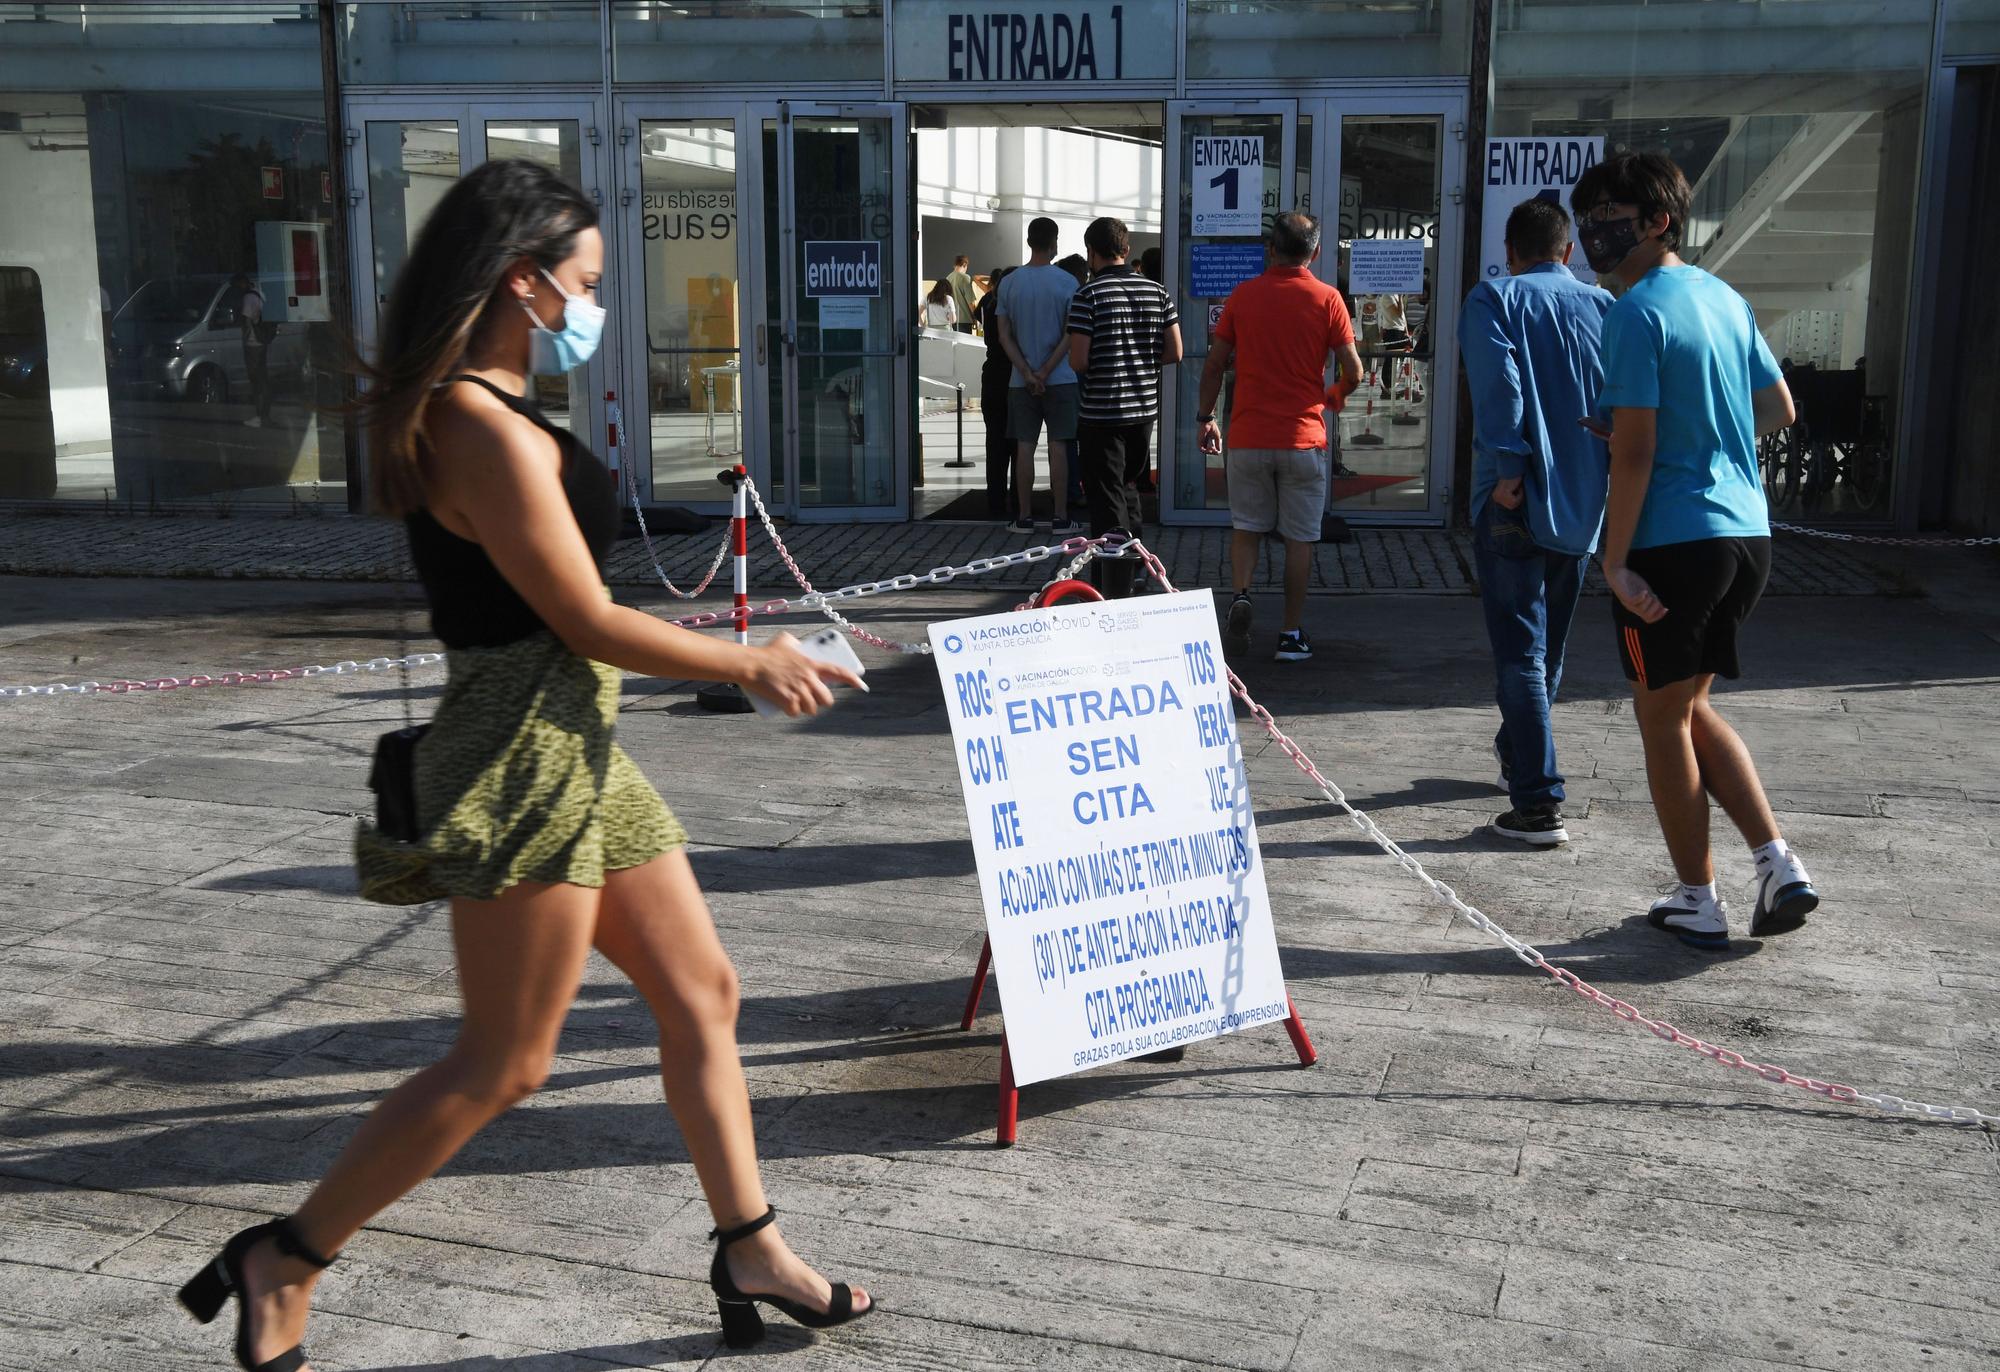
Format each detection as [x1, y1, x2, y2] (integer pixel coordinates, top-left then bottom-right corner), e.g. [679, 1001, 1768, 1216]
[1197, 211, 1362, 662]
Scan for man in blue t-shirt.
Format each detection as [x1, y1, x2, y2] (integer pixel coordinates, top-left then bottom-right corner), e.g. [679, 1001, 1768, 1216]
[1573, 151, 1819, 952]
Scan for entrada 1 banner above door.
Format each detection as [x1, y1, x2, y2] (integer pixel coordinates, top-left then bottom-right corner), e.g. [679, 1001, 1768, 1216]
[895, 1, 1176, 84]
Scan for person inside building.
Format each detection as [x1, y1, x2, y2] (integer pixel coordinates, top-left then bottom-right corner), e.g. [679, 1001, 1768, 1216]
[947, 253, 979, 333]
[922, 277, 957, 330]
[1055, 253, 1089, 286]
[174, 160, 872, 1372]
[975, 263, 1016, 518]
[1458, 197, 1614, 846]
[1196, 211, 1361, 662]
[1068, 216, 1182, 598]
[1573, 150, 1820, 950]
[997, 216, 1080, 537]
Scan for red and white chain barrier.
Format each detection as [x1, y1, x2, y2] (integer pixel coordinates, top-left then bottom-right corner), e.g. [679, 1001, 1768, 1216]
[1774, 522, 2000, 548]
[0, 496, 1992, 1129]
[0, 655, 446, 700]
[1110, 538, 1995, 1130]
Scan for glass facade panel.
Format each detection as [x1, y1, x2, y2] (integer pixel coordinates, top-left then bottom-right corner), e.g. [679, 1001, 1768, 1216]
[1188, 0, 1473, 80]
[614, 1, 885, 85]
[776, 115, 901, 510]
[337, 2, 604, 85]
[0, 4, 347, 507]
[1493, 0, 1933, 520]
[1945, 0, 2000, 58]
[639, 120, 745, 503]
[1173, 112, 1286, 514]
[1333, 115, 1438, 515]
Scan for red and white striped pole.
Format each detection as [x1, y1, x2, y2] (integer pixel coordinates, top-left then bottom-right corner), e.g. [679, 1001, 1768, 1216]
[699, 462, 757, 712]
[730, 461, 750, 649]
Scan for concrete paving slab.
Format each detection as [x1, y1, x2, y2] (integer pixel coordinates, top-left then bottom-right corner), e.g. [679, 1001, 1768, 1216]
[2, 555, 1999, 1370]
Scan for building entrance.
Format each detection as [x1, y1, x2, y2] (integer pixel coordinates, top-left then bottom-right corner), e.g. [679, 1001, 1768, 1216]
[344, 88, 1463, 527]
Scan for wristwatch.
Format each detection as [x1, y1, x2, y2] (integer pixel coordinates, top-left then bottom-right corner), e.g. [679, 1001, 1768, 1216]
[1196, 412, 1216, 423]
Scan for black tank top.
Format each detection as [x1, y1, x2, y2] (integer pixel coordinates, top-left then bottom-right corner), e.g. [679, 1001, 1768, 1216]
[407, 374, 620, 649]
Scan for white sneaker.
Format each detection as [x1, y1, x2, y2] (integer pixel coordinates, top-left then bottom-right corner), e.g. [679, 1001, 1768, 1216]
[1751, 848, 1818, 938]
[1647, 884, 1730, 951]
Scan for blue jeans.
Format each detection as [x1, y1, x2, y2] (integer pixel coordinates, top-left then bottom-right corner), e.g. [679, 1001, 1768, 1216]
[1473, 500, 1584, 812]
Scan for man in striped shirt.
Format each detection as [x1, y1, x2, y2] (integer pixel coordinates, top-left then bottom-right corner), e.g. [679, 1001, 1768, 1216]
[1067, 217, 1183, 597]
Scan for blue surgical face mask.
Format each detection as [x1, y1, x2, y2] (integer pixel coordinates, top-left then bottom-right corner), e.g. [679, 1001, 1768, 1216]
[520, 266, 605, 373]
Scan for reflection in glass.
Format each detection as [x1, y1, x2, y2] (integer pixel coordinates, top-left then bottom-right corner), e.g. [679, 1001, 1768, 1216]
[0, 64, 346, 506]
[1188, 0, 1473, 79]
[1332, 116, 1438, 515]
[1493, 0, 1930, 521]
[640, 120, 743, 504]
[366, 121, 460, 313]
[782, 116, 899, 510]
[338, 2, 604, 85]
[485, 121, 584, 428]
[614, 0, 885, 84]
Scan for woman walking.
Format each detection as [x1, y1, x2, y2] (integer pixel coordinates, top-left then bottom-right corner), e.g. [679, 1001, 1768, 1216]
[176, 160, 873, 1371]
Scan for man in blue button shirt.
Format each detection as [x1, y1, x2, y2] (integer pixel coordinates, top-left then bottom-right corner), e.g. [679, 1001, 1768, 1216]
[1573, 152, 1820, 952]
[1459, 197, 1614, 848]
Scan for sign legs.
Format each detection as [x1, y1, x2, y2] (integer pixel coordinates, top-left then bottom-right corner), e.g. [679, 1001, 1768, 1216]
[960, 934, 1320, 1145]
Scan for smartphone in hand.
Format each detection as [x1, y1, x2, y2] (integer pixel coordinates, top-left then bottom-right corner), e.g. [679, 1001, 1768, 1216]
[1577, 416, 1612, 441]
[749, 627, 869, 720]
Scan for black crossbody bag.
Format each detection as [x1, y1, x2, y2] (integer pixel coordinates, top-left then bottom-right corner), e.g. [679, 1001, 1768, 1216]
[368, 579, 430, 843]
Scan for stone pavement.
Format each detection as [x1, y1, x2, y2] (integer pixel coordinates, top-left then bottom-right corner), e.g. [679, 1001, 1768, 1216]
[0, 509, 1907, 597]
[2, 551, 1998, 1370]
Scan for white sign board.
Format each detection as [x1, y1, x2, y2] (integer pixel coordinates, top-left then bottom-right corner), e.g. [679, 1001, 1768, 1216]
[1190, 136, 1265, 237]
[1481, 137, 1603, 285]
[818, 297, 870, 331]
[930, 591, 1293, 1088]
[1348, 238, 1426, 295]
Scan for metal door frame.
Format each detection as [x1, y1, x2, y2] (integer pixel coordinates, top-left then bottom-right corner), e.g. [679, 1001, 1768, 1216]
[342, 94, 611, 475]
[1306, 89, 1467, 526]
[773, 99, 912, 522]
[1162, 99, 1299, 526]
[612, 99, 760, 514]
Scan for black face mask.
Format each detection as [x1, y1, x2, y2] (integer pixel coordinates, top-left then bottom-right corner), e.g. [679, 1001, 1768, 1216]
[1579, 216, 1645, 275]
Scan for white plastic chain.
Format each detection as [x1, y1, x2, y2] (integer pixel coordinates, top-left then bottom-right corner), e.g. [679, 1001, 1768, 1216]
[734, 474, 1135, 653]
[0, 654, 445, 700]
[1774, 522, 2000, 548]
[1122, 541, 1998, 1130]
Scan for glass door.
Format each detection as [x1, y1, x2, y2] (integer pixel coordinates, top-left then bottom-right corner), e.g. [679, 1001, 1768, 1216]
[770, 102, 910, 521]
[344, 98, 607, 468]
[1162, 101, 1300, 524]
[1311, 94, 1464, 522]
[615, 105, 756, 513]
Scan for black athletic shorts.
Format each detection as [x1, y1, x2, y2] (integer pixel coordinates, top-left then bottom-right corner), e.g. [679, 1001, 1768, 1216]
[1612, 536, 1771, 689]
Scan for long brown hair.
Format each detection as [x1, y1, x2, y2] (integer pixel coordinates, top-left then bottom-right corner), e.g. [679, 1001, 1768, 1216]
[358, 159, 597, 517]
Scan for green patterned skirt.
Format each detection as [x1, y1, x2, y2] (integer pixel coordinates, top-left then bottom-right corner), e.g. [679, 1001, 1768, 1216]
[355, 630, 686, 906]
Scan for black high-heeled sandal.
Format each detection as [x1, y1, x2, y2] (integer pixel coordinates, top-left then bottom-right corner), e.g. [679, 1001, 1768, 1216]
[708, 1206, 873, 1349]
[177, 1216, 335, 1371]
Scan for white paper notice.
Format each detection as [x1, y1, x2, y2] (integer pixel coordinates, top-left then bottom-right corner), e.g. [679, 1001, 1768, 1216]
[1190, 136, 1266, 237]
[1347, 238, 1427, 296]
[930, 591, 1293, 1087]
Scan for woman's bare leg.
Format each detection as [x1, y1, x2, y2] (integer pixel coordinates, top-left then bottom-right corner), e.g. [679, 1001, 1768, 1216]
[237, 880, 602, 1366]
[595, 850, 871, 1316]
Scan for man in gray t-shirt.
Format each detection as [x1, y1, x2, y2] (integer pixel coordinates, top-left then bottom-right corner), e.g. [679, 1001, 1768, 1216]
[996, 216, 1080, 535]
